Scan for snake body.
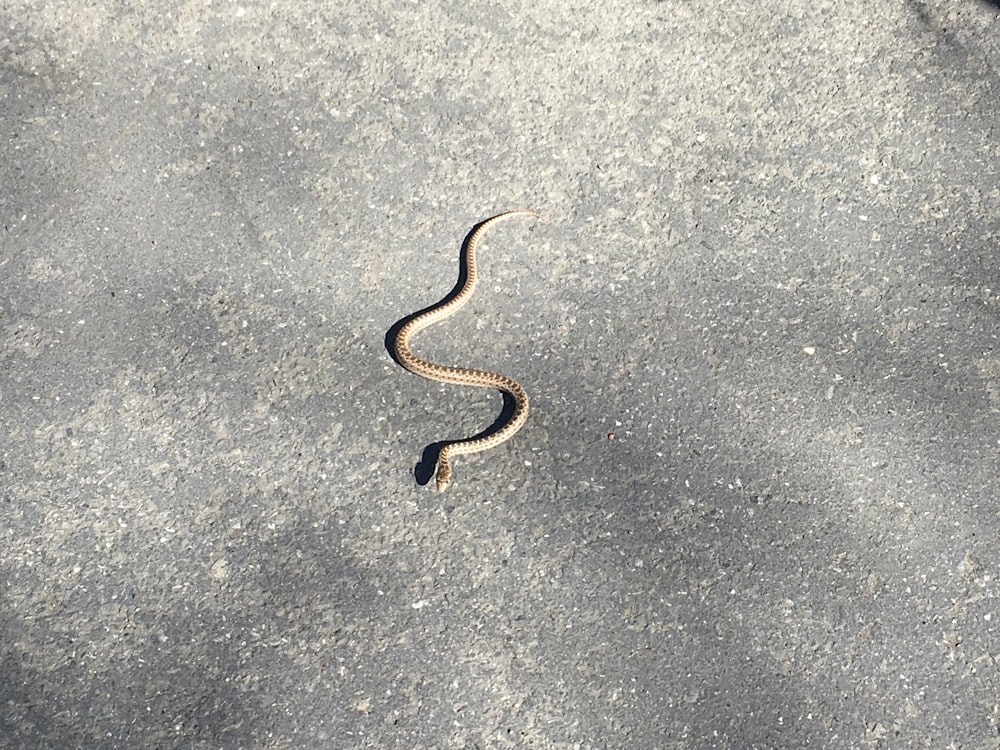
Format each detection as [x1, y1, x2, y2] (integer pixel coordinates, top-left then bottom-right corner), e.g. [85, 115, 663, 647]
[393, 210, 539, 491]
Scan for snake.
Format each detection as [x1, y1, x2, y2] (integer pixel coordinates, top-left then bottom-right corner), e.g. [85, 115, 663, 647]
[393, 210, 540, 491]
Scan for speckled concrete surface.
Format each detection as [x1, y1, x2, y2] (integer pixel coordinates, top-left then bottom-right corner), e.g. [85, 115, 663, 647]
[2, 1, 999, 748]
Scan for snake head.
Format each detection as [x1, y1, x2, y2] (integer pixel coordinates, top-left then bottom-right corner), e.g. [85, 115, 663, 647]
[435, 459, 452, 492]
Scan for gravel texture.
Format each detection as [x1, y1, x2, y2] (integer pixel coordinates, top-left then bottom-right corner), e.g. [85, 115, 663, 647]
[2, 1, 999, 748]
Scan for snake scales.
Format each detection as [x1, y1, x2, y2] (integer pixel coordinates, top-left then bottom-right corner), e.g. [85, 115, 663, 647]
[393, 210, 540, 491]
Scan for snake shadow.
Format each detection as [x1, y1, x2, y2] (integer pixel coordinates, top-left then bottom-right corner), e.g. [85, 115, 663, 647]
[410, 393, 521, 487]
[384, 217, 523, 488]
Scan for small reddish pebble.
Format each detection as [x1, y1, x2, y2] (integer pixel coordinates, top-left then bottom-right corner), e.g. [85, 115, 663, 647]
[607, 432, 616, 441]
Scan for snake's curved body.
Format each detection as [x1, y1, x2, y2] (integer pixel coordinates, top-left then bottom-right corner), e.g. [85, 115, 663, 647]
[393, 210, 538, 491]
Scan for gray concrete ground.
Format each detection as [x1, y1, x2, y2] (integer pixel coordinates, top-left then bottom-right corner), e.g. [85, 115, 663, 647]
[2, 1, 999, 748]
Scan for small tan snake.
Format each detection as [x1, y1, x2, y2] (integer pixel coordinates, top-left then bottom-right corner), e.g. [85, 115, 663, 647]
[393, 210, 540, 491]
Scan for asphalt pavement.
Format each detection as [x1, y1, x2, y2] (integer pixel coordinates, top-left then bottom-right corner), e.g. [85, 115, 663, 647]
[2, 1, 999, 748]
